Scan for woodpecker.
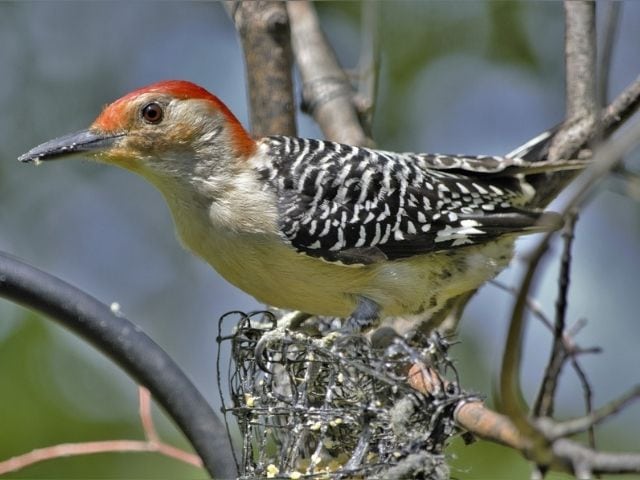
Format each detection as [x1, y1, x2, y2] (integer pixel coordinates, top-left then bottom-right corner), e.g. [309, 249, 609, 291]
[19, 80, 584, 332]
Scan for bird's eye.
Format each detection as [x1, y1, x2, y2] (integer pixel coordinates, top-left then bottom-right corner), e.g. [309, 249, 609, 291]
[141, 102, 163, 124]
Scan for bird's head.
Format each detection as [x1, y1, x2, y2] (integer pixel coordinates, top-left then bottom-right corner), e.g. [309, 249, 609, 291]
[19, 80, 256, 179]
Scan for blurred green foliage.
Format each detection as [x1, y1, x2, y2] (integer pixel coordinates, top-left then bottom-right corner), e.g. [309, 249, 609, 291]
[0, 312, 206, 479]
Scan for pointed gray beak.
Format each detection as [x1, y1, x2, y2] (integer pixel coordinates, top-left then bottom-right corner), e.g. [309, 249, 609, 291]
[18, 129, 124, 163]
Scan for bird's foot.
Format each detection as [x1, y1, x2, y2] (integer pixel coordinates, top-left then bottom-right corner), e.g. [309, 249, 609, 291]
[338, 296, 380, 334]
[254, 310, 310, 372]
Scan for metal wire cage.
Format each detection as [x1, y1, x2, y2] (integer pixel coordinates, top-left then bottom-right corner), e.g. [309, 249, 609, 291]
[217, 312, 474, 479]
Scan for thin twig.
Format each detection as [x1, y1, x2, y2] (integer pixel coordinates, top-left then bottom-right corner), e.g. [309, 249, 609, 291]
[490, 279, 554, 331]
[569, 351, 597, 450]
[491, 278, 599, 452]
[499, 0, 635, 444]
[500, 8, 599, 434]
[139, 387, 160, 444]
[0, 440, 202, 476]
[538, 385, 640, 440]
[491, 279, 601, 357]
[533, 211, 579, 418]
[287, 1, 373, 146]
[499, 115, 640, 469]
[0, 385, 203, 476]
[603, 74, 640, 136]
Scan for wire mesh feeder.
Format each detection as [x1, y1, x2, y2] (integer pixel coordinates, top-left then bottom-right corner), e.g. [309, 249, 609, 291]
[217, 311, 476, 480]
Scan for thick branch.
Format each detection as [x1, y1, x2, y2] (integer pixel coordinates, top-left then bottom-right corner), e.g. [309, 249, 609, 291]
[548, 1, 598, 162]
[287, 0, 373, 146]
[408, 365, 640, 476]
[226, 1, 296, 137]
[564, 1, 598, 121]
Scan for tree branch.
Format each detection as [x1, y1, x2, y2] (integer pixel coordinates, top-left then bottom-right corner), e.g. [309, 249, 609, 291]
[0, 440, 202, 476]
[603, 74, 640, 135]
[548, 1, 598, 163]
[226, 0, 296, 137]
[408, 365, 640, 477]
[287, 0, 373, 146]
[533, 211, 579, 419]
[0, 386, 202, 476]
[598, 2, 622, 111]
[353, 1, 381, 136]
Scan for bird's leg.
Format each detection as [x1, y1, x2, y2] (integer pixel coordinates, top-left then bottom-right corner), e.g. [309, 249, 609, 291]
[254, 310, 312, 372]
[341, 296, 380, 333]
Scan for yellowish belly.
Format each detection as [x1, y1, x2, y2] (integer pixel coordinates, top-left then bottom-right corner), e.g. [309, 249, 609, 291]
[161, 185, 514, 322]
[188, 228, 514, 321]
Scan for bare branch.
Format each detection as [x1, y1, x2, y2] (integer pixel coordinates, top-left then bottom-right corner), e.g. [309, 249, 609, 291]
[603, 74, 640, 135]
[568, 346, 597, 449]
[0, 440, 202, 476]
[491, 279, 599, 451]
[287, 1, 373, 146]
[533, 211, 579, 418]
[139, 387, 160, 444]
[408, 365, 640, 477]
[564, 1, 598, 120]
[531, 73, 640, 208]
[489, 10, 636, 439]
[499, 115, 640, 472]
[552, 439, 640, 475]
[353, 1, 381, 135]
[501, 0, 639, 444]
[598, 2, 622, 110]
[548, 1, 598, 163]
[538, 385, 640, 440]
[551, 114, 640, 218]
[226, 1, 296, 137]
[0, 386, 203, 476]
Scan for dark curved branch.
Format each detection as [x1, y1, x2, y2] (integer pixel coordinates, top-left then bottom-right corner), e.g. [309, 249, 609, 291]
[0, 251, 237, 479]
[533, 211, 579, 419]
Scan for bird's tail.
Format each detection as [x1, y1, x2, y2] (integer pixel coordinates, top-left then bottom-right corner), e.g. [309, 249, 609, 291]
[509, 75, 640, 164]
[505, 75, 640, 207]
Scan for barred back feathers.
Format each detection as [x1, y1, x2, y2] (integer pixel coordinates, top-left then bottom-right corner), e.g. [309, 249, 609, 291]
[256, 137, 572, 265]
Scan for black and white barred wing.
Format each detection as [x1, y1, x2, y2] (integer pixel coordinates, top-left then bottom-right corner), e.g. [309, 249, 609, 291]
[261, 137, 561, 265]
